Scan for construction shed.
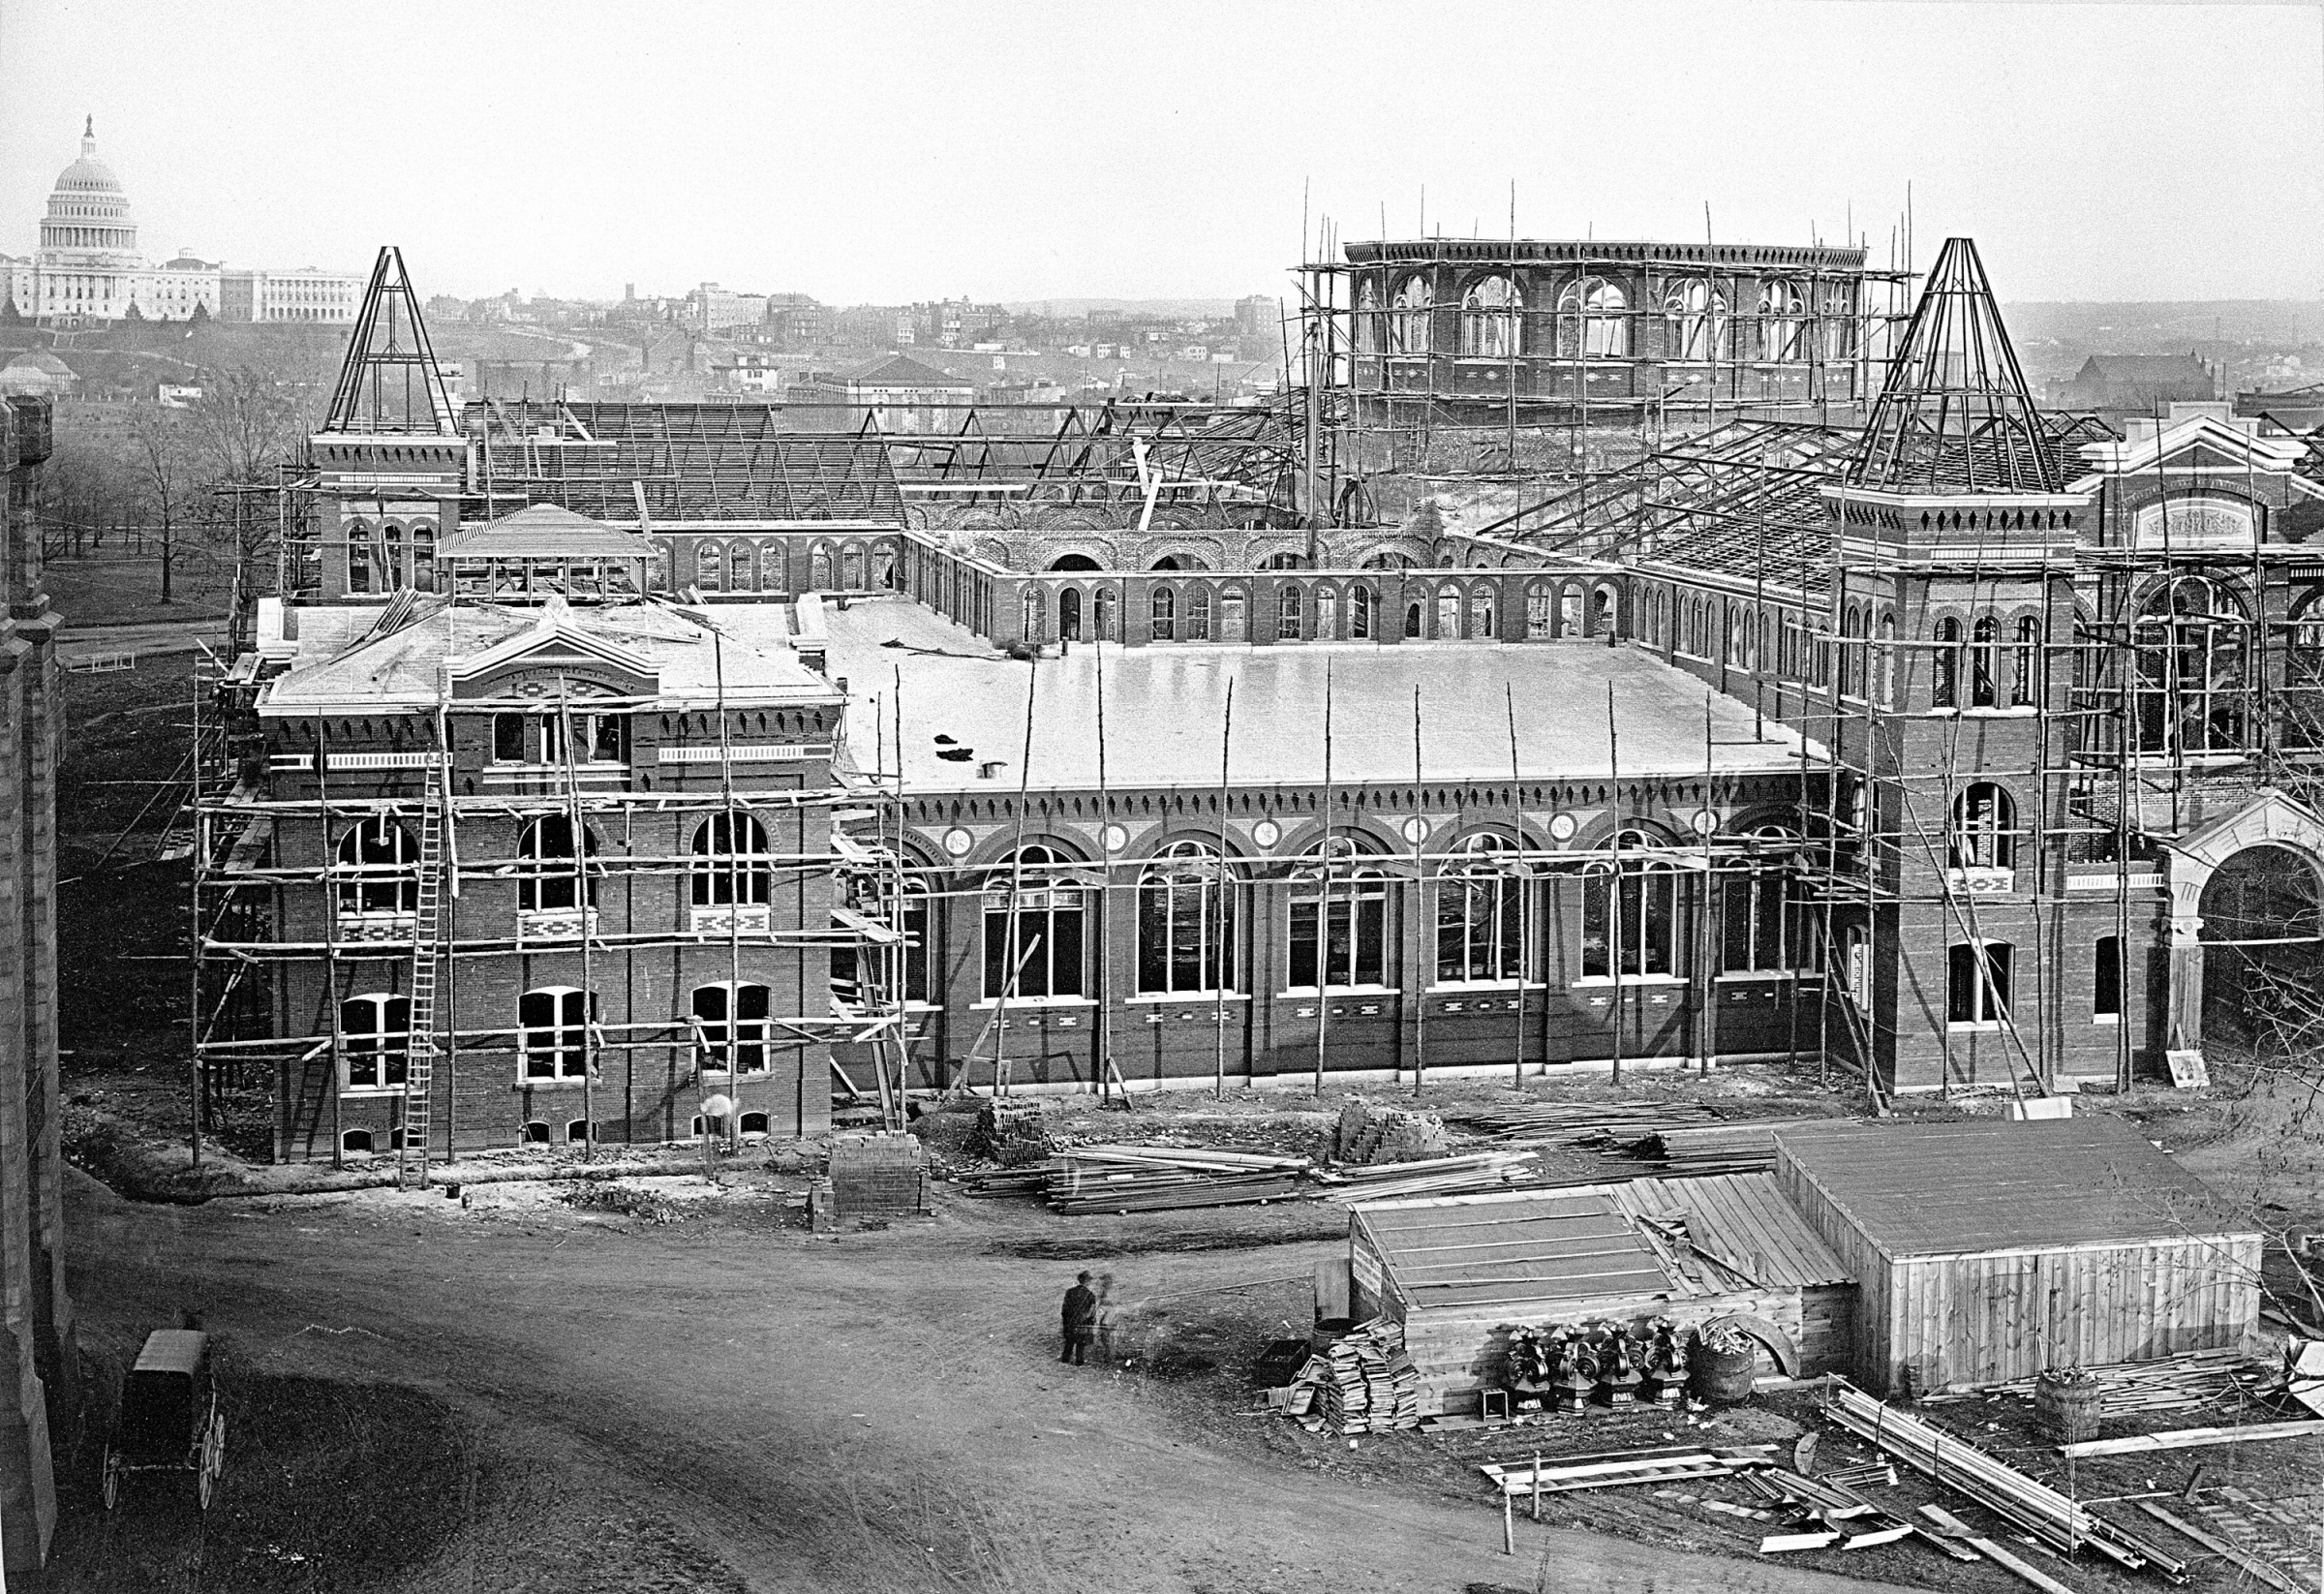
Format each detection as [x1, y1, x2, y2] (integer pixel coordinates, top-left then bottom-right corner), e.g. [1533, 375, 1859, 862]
[1773, 1118, 2262, 1395]
[1348, 1182, 1855, 1415]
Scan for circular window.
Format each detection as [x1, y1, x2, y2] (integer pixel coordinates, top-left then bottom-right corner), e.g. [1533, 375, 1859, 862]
[1251, 819, 1281, 849]
[1400, 815, 1432, 845]
[1546, 813, 1578, 842]
[942, 827, 974, 858]
[1101, 823, 1130, 854]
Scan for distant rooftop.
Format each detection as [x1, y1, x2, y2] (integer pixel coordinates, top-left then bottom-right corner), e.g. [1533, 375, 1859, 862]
[1339, 237, 1871, 272]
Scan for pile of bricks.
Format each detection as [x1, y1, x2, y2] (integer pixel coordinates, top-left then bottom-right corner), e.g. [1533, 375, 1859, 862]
[1334, 1098, 1450, 1166]
[828, 1133, 933, 1220]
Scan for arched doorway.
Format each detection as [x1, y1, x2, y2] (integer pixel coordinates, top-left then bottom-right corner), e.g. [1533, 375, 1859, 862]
[1048, 553, 1102, 572]
[2164, 791, 2324, 1058]
[2198, 844, 2321, 1051]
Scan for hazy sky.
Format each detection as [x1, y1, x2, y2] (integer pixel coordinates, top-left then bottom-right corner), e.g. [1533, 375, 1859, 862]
[1, 0, 2318, 306]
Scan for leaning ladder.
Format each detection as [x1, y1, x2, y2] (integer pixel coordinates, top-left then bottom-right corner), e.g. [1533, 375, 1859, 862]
[397, 757, 447, 1188]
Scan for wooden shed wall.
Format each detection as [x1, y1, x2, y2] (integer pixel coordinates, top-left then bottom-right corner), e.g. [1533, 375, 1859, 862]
[1402, 1285, 1811, 1414]
[1774, 1153, 1894, 1386]
[1885, 1236, 2261, 1394]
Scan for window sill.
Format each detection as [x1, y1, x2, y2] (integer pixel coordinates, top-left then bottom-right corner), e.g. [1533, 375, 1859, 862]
[1945, 1022, 2003, 1034]
[1570, 974, 1689, 988]
[1278, 986, 1401, 999]
[2092, 1014, 2122, 1027]
[1714, 970, 1815, 982]
[514, 1076, 594, 1088]
[337, 1086, 408, 1098]
[1124, 992, 1250, 1005]
[695, 1068, 779, 1081]
[968, 996, 1095, 1011]
[1423, 980, 1544, 994]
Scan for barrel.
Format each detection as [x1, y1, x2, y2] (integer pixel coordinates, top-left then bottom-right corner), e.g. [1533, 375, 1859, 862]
[2034, 1372, 2104, 1444]
[1692, 1341, 1758, 1404]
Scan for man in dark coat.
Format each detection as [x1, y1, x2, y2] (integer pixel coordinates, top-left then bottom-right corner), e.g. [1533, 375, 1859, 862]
[1060, 1271, 1099, 1364]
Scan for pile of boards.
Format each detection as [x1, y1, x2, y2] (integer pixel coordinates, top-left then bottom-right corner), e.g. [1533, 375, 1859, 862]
[1638, 1118, 1825, 1177]
[1285, 1319, 1422, 1435]
[1041, 1145, 1310, 1214]
[1972, 1345, 2258, 1417]
[1481, 1444, 1778, 1496]
[1313, 1150, 1540, 1204]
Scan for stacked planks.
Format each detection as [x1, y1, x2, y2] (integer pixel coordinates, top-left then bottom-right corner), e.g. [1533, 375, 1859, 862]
[1315, 1150, 1540, 1204]
[1451, 1099, 1726, 1150]
[1642, 1119, 1827, 1178]
[1481, 1445, 1774, 1496]
[1973, 1346, 2257, 1417]
[1046, 1145, 1311, 1215]
[1819, 1378, 2188, 1576]
[1292, 1320, 1422, 1435]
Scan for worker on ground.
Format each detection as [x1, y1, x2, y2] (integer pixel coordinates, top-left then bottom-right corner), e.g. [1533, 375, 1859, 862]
[1094, 1272, 1119, 1364]
[1060, 1271, 1098, 1364]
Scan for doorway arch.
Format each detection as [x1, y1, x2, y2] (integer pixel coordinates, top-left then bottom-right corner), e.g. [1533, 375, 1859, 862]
[2164, 791, 2324, 1055]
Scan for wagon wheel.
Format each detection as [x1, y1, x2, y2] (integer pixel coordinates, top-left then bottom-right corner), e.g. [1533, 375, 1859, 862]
[197, 1414, 226, 1511]
[101, 1448, 120, 1511]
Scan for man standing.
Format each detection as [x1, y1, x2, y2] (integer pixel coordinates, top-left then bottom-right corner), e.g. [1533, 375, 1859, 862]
[1060, 1272, 1098, 1364]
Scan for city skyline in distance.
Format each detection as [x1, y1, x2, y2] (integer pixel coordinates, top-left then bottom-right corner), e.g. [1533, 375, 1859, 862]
[0, 0, 2318, 308]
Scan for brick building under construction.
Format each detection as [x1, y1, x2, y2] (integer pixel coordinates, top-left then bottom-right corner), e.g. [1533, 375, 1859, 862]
[197, 236, 2324, 1169]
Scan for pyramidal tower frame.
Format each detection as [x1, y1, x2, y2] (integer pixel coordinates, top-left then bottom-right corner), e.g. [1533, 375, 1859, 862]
[1821, 236, 2096, 1097]
[322, 246, 457, 437]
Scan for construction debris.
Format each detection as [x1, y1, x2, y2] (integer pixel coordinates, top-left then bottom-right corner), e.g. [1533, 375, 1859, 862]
[968, 1099, 1053, 1167]
[1819, 1377, 2188, 1576]
[2133, 1501, 2308, 1594]
[2057, 1416, 2324, 1459]
[1313, 1150, 1540, 1204]
[1974, 1345, 2257, 1417]
[826, 1134, 933, 1221]
[1044, 1145, 1309, 1215]
[1333, 1098, 1450, 1165]
[1286, 1319, 1422, 1435]
[1481, 1443, 1775, 1496]
[1917, 1506, 2075, 1594]
[1737, 1467, 1926, 1554]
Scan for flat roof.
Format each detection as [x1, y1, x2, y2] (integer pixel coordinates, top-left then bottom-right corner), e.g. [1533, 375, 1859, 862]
[1615, 1173, 1853, 1289]
[823, 596, 1824, 794]
[1359, 1189, 1678, 1312]
[1774, 1117, 2254, 1259]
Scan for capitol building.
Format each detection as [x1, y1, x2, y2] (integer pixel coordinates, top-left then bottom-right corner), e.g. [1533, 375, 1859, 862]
[0, 120, 361, 328]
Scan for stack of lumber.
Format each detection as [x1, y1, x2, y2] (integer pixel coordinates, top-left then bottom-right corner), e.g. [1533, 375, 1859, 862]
[1819, 1378, 2188, 1576]
[1976, 1346, 2256, 1417]
[959, 1165, 1048, 1197]
[1480, 1443, 1776, 1496]
[828, 1133, 932, 1218]
[1047, 1145, 1310, 1215]
[1640, 1118, 1825, 1177]
[1293, 1319, 1422, 1435]
[969, 1099, 1054, 1167]
[1315, 1150, 1538, 1204]
[1451, 1099, 1724, 1149]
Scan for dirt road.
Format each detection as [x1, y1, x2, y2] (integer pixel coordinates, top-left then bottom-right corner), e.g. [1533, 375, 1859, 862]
[42, 1172, 1911, 1594]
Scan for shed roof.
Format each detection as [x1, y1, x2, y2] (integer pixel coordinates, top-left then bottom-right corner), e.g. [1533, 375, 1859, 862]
[824, 597, 1825, 794]
[1358, 1189, 1678, 1311]
[1615, 1173, 1854, 1289]
[1773, 1117, 2253, 1259]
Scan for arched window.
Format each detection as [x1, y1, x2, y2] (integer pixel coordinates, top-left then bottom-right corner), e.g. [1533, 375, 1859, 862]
[518, 986, 592, 1078]
[1150, 585, 1177, 641]
[1664, 280, 1728, 362]
[1878, 613, 1897, 704]
[346, 519, 373, 594]
[759, 540, 786, 594]
[1354, 279, 1380, 353]
[1460, 275, 1522, 358]
[1314, 585, 1338, 640]
[1582, 830, 1682, 978]
[1435, 585, 1460, 637]
[1404, 600, 1423, 639]
[339, 994, 411, 1089]
[1058, 587, 1083, 642]
[1187, 586, 1213, 642]
[1526, 583, 1553, 639]
[1468, 585, 1497, 639]
[1389, 274, 1432, 355]
[692, 981, 771, 1073]
[1436, 833, 1529, 984]
[1971, 614, 2001, 707]
[1838, 604, 1863, 694]
[1758, 280, 1805, 361]
[696, 540, 724, 592]
[1349, 584, 1372, 639]
[729, 540, 755, 592]
[1557, 279, 1629, 358]
[517, 816, 598, 911]
[841, 544, 866, 590]
[411, 523, 436, 593]
[1277, 584, 1303, 641]
[1138, 840, 1235, 995]
[1590, 583, 1617, 637]
[2094, 935, 2124, 1021]
[2011, 615, 2041, 707]
[1289, 836, 1388, 989]
[2133, 575, 2249, 755]
[690, 812, 771, 905]
[1721, 826, 1812, 972]
[809, 543, 835, 589]
[335, 816, 417, 915]
[1094, 585, 1118, 641]
[1949, 782, 2017, 872]
[983, 844, 1086, 998]
[1219, 587, 1247, 643]
[1946, 941, 2012, 1027]
[1560, 583, 1584, 638]
[1932, 616, 1961, 708]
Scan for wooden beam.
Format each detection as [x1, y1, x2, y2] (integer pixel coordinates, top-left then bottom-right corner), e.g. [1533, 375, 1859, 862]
[1918, 1508, 2080, 1594]
[2133, 1503, 2307, 1594]
[2060, 1419, 2324, 1459]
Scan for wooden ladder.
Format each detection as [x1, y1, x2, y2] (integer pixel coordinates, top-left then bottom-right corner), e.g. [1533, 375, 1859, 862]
[396, 758, 447, 1188]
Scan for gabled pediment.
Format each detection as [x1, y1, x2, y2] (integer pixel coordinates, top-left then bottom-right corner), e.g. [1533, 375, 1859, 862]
[2167, 787, 2324, 874]
[447, 605, 658, 701]
[2069, 415, 2324, 499]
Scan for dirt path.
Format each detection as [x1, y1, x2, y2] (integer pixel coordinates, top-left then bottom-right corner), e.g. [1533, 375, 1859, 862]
[45, 1174, 1912, 1594]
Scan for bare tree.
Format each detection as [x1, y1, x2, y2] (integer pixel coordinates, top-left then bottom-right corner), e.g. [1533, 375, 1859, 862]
[186, 366, 313, 644]
[125, 405, 198, 604]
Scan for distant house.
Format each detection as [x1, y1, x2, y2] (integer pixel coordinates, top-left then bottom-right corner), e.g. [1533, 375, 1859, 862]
[2053, 353, 2217, 413]
[0, 350, 76, 397]
[783, 352, 973, 433]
